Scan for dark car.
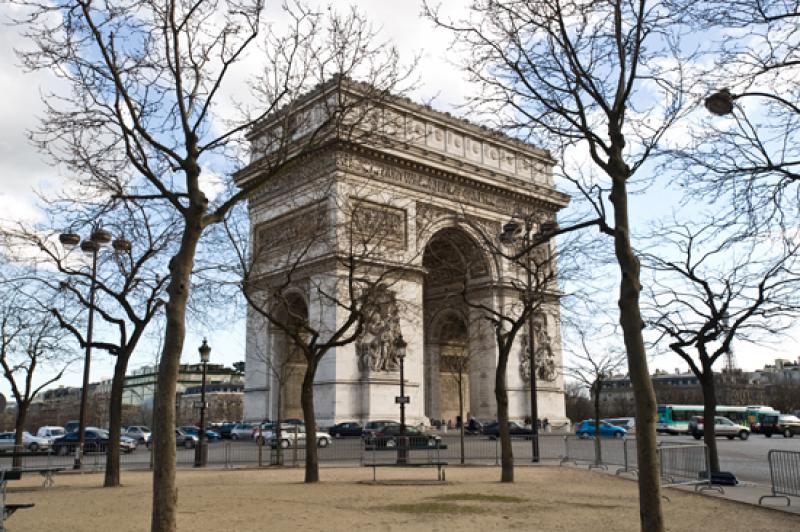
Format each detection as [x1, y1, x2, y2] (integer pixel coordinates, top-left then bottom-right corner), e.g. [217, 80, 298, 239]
[216, 423, 237, 439]
[484, 421, 533, 439]
[760, 414, 800, 438]
[328, 422, 363, 438]
[53, 428, 136, 455]
[363, 425, 445, 450]
[362, 420, 399, 441]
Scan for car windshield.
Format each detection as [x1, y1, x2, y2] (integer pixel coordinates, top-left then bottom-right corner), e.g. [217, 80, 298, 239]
[51, 429, 65, 436]
[780, 415, 800, 423]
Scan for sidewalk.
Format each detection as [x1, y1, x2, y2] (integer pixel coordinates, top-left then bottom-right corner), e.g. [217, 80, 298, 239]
[674, 481, 800, 516]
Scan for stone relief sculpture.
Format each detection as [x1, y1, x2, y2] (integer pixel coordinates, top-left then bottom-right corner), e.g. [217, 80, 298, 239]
[357, 286, 404, 373]
[519, 315, 557, 383]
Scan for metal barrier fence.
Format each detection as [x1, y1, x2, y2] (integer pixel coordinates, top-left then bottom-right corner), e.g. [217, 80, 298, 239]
[760, 450, 800, 506]
[657, 443, 716, 492]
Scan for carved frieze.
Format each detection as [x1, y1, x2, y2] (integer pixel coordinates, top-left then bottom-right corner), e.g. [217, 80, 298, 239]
[341, 154, 560, 216]
[350, 199, 407, 249]
[254, 201, 328, 259]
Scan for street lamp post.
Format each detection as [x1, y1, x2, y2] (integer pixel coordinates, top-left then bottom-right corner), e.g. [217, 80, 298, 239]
[59, 224, 131, 470]
[394, 334, 408, 465]
[499, 216, 557, 464]
[195, 339, 211, 467]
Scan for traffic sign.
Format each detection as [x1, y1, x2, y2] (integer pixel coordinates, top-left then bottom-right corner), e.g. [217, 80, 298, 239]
[394, 395, 410, 404]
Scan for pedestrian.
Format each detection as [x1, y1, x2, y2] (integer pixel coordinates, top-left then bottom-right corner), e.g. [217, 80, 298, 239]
[543, 418, 550, 433]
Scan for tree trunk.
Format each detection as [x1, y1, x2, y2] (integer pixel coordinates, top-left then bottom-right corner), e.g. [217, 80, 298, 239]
[301, 359, 320, 483]
[13, 402, 29, 469]
[609, 171, 664, 532]
[151, 219, 202, 532]
[495, 344, 513, 483]
[105, 351, 131, 487]
[700, 373, 721, 473]
[593, 381, 602, 466]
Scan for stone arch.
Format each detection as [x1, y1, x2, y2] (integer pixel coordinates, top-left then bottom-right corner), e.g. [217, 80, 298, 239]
[422, 225, 496, 424]
[417, 215, 500, 284]
[269, 290, 309, 420]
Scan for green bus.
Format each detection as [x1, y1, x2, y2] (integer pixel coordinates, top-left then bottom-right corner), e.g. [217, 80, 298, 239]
[656, 404, 777, 434]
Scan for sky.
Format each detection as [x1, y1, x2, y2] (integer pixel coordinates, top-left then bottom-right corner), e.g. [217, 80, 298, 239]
[0, 1, 797, 398]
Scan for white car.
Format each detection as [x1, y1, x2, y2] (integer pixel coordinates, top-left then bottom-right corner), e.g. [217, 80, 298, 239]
[37, 426, 67, 443]
[266, 425, 332, 449]
[0, 431, 52, 452]
[124, 425, 152, 444]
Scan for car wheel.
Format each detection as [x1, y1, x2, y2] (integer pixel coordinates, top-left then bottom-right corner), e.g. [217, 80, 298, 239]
[29, 443, 39, 452]
[692, 433, 702, 440]
[232, 434, 239, 440]
[280, 439, 290, 449]
[184, 440, 194, 449]
[318, 438, 329, 448]
[784, 429, 793, 438]
[578, 432, 588, 440]
[739, 431, 749, 441]
[613, 432, 623, 439]
[765, 432, 772, 438]
[726, 435, 735, 440]
[334, 432, 341, 439]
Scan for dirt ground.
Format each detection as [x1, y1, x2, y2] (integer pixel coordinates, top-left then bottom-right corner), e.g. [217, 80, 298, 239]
[5, 466, 798, 531]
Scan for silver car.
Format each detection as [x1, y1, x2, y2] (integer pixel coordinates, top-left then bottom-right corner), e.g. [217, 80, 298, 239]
[266, 425, 332, 449]
[691, 416, 750, 440]
[0, 431, 51, 452]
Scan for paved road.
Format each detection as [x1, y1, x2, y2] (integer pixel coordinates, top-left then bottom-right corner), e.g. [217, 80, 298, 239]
[2, 432, 795, 486]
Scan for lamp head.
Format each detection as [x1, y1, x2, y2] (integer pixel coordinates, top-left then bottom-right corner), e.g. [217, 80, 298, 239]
[500, 220, 521, 244]
[705, 88, 735, 116]
[394, 334, 407, 360]
[59, 233, 80, 249]
[198, 338, 211, 363]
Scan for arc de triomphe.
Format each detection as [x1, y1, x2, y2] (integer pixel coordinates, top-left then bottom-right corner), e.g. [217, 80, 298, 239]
[238, 80, 569, 428]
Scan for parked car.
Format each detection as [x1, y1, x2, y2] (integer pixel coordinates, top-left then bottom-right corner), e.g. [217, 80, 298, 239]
[575, 420, 627, 439]
[229, 423, 256, 440]
[267, 425, 332, 449]
[362, 420, 400, 440]
[216, 422, 237, 439]
[328, 422, 363, 438]
[0, 431, 52, 452]
[64, 420, 80, 434]
[604, 417, 636, 433]
[179, 426, 221, 441]
[124, 426, 152, 444]
[760, 414, 800, 438]
[175, 428, 199, 449]
[363, 425, 444, 450]
[689, 416, 750, 440]
[52, 428, 137, 455]
[465, 418, 485, 435]
[37, 426, 66, 443]
[484, 421, 534, 439]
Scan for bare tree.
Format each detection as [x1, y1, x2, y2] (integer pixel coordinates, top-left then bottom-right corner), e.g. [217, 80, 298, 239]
[4, 199, 171, 486]
[564, 326, 627, 466]
[668, 1, 800, 227]
[425, 2, 697, 525]
[431, 215, 570, 483]
[0, 280, 73, 467]
[16, 1, 412, 527]
[643, 219, 800, 472]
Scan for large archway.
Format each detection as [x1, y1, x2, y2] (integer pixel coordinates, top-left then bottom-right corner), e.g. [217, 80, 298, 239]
[422, 226, 494, 425]
[270, 292, 309, 421]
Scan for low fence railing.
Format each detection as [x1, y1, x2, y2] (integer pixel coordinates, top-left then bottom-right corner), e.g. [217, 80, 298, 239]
[760, 450, 800, 506]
